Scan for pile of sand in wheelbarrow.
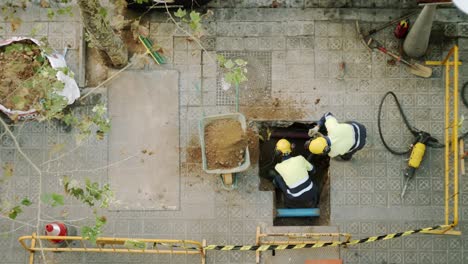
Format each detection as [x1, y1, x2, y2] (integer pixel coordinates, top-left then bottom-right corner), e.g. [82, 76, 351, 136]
[205, 119, 248, 169]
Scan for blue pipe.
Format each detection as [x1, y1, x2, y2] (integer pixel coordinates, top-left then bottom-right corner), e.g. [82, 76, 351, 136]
[276, 208, 320, 218]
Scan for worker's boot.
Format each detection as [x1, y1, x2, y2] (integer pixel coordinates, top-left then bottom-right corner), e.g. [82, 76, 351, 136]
[339, 153, 353, 161]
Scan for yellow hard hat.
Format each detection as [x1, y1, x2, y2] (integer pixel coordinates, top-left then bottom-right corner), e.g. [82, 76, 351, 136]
[276, 139, 292, 155]
[308, 137, 328, 154]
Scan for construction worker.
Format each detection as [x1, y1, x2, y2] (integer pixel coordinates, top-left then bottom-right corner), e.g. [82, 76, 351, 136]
[305, 112, 367, 160]
[270, 139, 320, 208]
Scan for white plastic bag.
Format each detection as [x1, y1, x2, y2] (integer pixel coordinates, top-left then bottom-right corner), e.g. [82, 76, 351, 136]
[0, 37, 80, 120]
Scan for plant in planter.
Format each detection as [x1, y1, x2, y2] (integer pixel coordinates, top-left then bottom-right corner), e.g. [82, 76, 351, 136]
[0, 38, 109, 141]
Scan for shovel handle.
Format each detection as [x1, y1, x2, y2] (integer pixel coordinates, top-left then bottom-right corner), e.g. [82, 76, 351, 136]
[377, 46, 412, 66]
[377, 46, 388, 54]
[386, 50, 412, 66]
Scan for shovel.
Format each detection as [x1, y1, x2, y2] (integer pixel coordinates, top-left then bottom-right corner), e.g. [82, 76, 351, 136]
[368, 38, 432, 78]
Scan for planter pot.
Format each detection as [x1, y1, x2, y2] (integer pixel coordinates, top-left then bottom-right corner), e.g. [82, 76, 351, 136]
[0, 37, 80, 121]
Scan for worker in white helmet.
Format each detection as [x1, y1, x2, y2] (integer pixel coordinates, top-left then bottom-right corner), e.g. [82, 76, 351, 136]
[305, 112, 367, 160]
[269, 139, 319, 208]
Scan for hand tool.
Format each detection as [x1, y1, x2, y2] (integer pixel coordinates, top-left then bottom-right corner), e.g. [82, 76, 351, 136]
[367, 38, 432, 78]
[401, 130, 441, 198]
[378, 92, 444, 198]
[355, 10, 420, 51]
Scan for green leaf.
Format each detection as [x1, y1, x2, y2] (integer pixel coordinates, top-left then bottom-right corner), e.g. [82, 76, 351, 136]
[124, 240, 147, 249]
[64, 177, 113, 208]
[63, 113, 78, 126]
[174, 8, 186, 18]
[189, 21, 200, 32]
[224, 60, 235, 69]
[41, 193, 64, 207]
[52, 193, 64, 206]
[57, 6, 73, 16]
[98, 7, 107, 18]
[35, 54, 45, 63]
[189, 11, 201, 23]
[82, 215, 107, 244]
[21, 198, 32, 206]
[8, 206, 22, 219]
[2, 162, 14, 178]
[47, 9, 55, 20]
[216, 54, 226, 65]
[234, 59, 247, 66]
[225, 72, 235, 84]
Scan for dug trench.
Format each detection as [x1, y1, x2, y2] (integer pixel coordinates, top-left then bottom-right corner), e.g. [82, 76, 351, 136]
[256, 122, 330, 226]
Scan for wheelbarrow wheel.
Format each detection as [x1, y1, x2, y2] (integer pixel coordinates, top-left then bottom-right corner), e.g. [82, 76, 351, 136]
[222, 173, 233, 186]
[220, 173, 238, 191]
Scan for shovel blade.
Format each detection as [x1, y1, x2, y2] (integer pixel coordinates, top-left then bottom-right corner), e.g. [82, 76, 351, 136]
[407, 63, 433, 78]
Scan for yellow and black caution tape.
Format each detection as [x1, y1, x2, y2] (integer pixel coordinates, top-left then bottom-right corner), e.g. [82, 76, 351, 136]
[204, 224, 451, 251]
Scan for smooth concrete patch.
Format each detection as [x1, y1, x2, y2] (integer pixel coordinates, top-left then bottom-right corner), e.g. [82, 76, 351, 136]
[108, 70, 179, 210]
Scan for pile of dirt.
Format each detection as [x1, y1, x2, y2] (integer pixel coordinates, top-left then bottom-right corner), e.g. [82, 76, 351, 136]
[186, 137, 202, 164]
[0, 40, 56, 110]
[240, 98, 305, 120]
[0, 40, 49, 111]
[246, 128, 259, 165]
[205, 119, 248, 169]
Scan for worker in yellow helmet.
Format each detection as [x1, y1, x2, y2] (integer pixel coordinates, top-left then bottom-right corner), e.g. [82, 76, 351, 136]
[269, 139, 319, 208]
[305, 112, 367, 160]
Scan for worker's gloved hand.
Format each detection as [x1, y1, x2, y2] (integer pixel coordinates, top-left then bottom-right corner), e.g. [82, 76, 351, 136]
[308, 126, 320, 137]
[304, 140, 311, 151]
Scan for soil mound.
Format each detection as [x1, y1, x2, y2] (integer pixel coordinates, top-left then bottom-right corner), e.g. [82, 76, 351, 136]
[0, 40, 49, 111]
[205, 119, 247, 169]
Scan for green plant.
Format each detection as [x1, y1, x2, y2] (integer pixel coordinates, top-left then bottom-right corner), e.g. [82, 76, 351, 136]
[41, 193, 65, 207]
[63, 177, 113, 208]
[0, 1, 26, 31]
[0, 41, 110, 142]
[216, 55, 248, 89]
[124, 240, 147, 249]
[62, 177, 113, 244]
[174, 8, 204, 37]
[63, 104, 111, 142]
[46, 6, 73, 20]
[6, 198, 32, 219]
[82, 215, 106, 244]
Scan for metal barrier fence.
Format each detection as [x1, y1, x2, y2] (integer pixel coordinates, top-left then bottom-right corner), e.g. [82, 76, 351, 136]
[426, 45, 462, 235]
[18, 233, 206, 264]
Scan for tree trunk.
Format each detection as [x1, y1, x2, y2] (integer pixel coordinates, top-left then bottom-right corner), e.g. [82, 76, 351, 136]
[77, 0, 128, 68]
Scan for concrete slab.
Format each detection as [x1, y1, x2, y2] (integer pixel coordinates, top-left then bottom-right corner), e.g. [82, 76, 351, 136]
[108, 70, 180, 210]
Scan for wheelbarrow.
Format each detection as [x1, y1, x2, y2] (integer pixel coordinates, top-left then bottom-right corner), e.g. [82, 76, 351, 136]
[199, 113, 250, 190]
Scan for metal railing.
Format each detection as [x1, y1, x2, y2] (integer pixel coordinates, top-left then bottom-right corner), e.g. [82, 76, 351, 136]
[425, 45, 462, 235]
[18, 233, 206, 264]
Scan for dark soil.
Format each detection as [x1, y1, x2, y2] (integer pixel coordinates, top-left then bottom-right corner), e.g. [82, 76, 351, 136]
[246, 128, 260, 165]
[0, 40, 48, 110]
[186, 146, 202, 164]
[204, 119, 247, 169]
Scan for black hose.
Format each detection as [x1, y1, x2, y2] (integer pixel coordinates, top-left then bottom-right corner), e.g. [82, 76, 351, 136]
[377, 91, 417, 155]
[378, 92, 467, 154]
[462, 82, 468, 108]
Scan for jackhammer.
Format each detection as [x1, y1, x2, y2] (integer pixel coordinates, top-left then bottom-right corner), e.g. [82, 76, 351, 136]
[378, 92, 444, 198]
